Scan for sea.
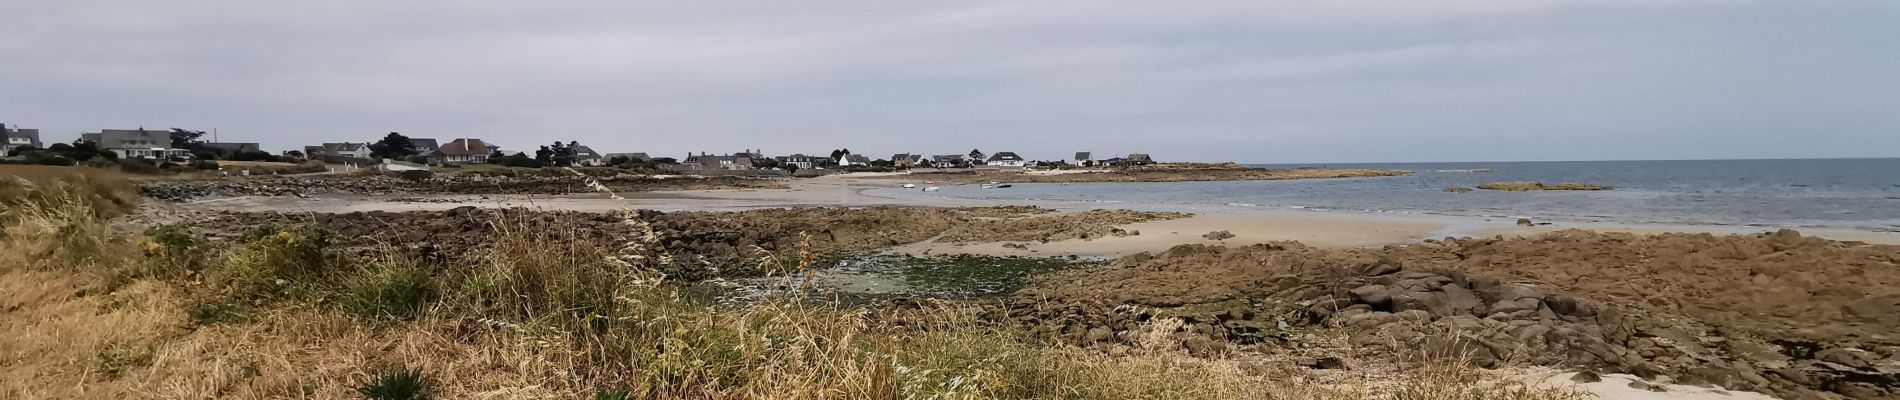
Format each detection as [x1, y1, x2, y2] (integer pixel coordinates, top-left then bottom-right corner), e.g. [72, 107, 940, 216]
[873, 158, 1900, 233]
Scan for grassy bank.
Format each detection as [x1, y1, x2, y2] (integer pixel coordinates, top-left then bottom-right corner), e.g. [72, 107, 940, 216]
[0, 166, 1584, 399]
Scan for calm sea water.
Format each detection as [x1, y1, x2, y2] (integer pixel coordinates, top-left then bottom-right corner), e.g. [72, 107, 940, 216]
[879, 159, 1900, 233]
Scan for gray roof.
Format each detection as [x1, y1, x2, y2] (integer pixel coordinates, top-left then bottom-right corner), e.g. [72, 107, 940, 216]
[988, 152, 1024, 162]
[606, 152, 650, 161]
[322, 142, 368, 152]
[90, 129, 175, 149]
[409, 138, 439, 149]
[932, 155, 964, 162]
[572, 145, 601, 159]
[1075, 152, 1091, 160]
[200, 142, 261, 153]
[3, 125, 42, 148]
[845, 154, 871, 163]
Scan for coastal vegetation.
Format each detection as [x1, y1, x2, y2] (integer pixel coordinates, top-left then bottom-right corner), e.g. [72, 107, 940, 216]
[891, 163, 1410, 184]
[0, 165, 1592, 399]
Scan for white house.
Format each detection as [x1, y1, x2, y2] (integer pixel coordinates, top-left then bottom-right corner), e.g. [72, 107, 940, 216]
[82, 129, 193, 159]
[2, 124, 42, 154]
[986, 152, 1027, 167]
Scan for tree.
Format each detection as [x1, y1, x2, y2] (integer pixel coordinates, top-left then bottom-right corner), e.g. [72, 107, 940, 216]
[5, 145, 35, 157]
[168, 128, 207, 150]
[47, 143, 75, 153]
[968, 149, 985, 163]
[651, 157, 678, 165]
[369, 132, 418, 160]
[490, 149, 506, 158]
[285, 150, 306, 158]
[783, 163, 799, 174]
[534, 146, 553, 164]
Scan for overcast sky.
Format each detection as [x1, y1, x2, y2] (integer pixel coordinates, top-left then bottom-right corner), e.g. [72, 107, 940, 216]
[4, 1, 1896, 163]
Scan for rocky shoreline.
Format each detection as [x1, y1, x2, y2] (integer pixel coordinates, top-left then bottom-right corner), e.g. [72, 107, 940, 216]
[881, 164, 1410, 184]
[1009, 230, 1900, 399]
[137, 172, 786, 202]
[1477, 181, 1612, 191]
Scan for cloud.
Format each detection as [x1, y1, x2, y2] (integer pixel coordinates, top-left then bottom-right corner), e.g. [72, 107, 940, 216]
[3, 0, 1896, 162]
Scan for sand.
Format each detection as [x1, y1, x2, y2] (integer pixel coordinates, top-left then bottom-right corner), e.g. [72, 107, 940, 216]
[886, 213, 1443, 257]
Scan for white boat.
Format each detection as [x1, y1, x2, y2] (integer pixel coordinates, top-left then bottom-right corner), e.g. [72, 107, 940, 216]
[980, 184, 994, 189]
[923, 186, 941, 192]
[902, 183, 916, 188]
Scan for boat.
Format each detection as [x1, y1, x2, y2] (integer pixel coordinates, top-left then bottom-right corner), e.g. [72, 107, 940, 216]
[902, 183, 916, 188]
[996, 184, 1013, 188]
[923, 186, 941, 192]
[980, 184, 994, 189]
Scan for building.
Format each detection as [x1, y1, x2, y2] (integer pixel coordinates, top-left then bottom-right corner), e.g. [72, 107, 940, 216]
[82, 128, 192, 159]
[681, 152, 754, 170]
[930, 154, 966, 168]
[2, 124, 42, 154]
[775, 154, 821, 169]
[606, 153, 651, 163]
[1125, 153, 1154, 166]
[571, 145, 605, 166]
[409, 138, 440, 154]
[428, 138, 491, 164]
[890, 153, 925, 168]
[304, 142, 371, 159]
[1074, 152, 1094, 167]
[986, 152, 1027, 167]
[840, 154, 871, 167]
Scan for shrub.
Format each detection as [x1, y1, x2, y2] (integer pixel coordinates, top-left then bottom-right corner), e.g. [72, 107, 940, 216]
[190, 159, 219, 170]
[185, 302, 250, 325]
[117, 158, 162, 174]
[396, 169, 433, 182]
[341, 259, 436, 320]
[358, 367, 431, 400]
[139, 223, 209, 278]
[213, 223, 346, 300]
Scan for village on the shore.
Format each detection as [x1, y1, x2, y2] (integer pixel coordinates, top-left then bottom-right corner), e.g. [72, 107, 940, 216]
[2, 124, 1157, 174]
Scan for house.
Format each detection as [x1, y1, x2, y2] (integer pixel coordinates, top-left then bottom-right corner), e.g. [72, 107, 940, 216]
[839, 154, 871, 167]
[681, 152, 754, 170]
[1125, 153, 1154, 166]
[305, 142, 371, 158]
[606, 153, 651, 163]
[428, 138, 491, 164]
[2, 124, 42, 154]
[889, 153, 926, 168]
[409, 138, 440, 154]
[986, 152, 1027, 167]
[82, 128, 193, 159]
[929, 155, 967, 168]
[775, 154, 821, 169]
[572, 145, 605, 166]
[1074, 152, 1094, 167]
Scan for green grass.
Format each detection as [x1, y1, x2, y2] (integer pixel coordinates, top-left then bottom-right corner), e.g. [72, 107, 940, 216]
[358, 367, 431, 400]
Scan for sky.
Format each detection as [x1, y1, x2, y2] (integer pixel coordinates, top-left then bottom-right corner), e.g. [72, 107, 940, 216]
[3, 1, 1897, 163]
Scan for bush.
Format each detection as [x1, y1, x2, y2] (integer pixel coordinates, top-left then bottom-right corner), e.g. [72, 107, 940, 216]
[396, 169, 434, 182]
[341, 260, 436, 320]
[214, 223, 346, 301]
[358, 367, 431, 400]
[139, 223, 209, 278]
[190, 159, 219, 170]
[116, 158, 162, 174]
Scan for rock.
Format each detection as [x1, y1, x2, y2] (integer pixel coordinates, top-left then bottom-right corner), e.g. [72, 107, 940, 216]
[1203, 230, 1236, 240]
[1305, 356, 1349, 370]
[1349, 285, 1395, 308]
[1517, 218, 1534, 226]
[1085, 327, 1115, 343]
[1440, 283, 1484, 315]
[1814, 348, 1877, 370]
[1571, 371, 1602, 383]
[1444, 187, 1473, 193]
[1627, 380, 1667, 392]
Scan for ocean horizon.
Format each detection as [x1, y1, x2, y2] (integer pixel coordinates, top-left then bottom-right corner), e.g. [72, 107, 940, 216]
[887, 158, 1900, 233]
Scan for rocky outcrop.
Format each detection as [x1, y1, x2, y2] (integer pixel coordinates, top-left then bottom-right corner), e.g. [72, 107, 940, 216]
[1012, 232, 1900, 399]
[1477, 181, 1611, 191]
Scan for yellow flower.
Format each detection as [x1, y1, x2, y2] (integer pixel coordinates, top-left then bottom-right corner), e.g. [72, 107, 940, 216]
[277, 231, 292, 240]
[145, 242, 162, 255]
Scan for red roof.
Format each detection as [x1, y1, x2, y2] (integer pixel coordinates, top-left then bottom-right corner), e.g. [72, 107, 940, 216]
[438, 138, 488, 156]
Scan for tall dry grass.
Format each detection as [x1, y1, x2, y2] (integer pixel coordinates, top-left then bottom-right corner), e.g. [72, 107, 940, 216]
[0, 166, 1592, 399]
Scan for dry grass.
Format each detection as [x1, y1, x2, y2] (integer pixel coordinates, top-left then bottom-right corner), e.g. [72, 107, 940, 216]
[0, 168, 1593, 399]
